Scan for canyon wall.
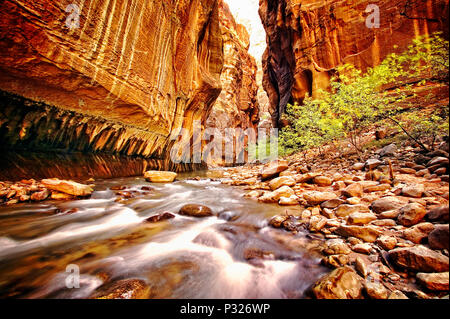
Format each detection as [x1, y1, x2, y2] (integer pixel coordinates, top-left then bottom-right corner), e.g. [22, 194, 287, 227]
[0, 0, 223, 169]
[259, 0, 450, 126]
[205, 0, 260, 166]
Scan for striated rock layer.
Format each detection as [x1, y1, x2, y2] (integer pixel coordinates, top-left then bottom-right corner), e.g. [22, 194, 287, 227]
[259, 0, 450, 126]
[205, 0, 260, 166]
[0, 0, 223, 162]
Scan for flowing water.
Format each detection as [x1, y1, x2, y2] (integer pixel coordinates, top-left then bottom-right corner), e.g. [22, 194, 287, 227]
[0, 171, 327, 299]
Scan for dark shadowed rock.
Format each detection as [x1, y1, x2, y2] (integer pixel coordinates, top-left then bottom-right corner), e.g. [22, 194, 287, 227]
[428, 224, 449, 250]
[427, 205, 449, 222]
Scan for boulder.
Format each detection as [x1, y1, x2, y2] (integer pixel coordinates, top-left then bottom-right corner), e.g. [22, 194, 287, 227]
[428, 224, 449, 250]
[145, 212, 175, 223]
[312, 267, 363, 299]
[335, 204, 369, 217]
[41, 179, 93, 196]
[427, 205, 449, 222]
[30, 189, 50, 201]
[268, 176, 296, 190]
[348, 212, 377, 225]
[309, 215, 328, 232]
[352, 243, 373, 254]
[322, 239, 352, 255]
[365, 281, 389, 299]
[303, 191, 338, 206]
[144, 171, 177, 183]
[269, 215, 288, 228]
[258, 186, 295, 203]
[402, 222, 434, 244]
[365, 158, 383, 170]
[342, 183, 363, 198]
[278, 195, 299, 206]
[397, 203, 427, 227]
[260, 160, 289, 180]
[401, 184, 425, 198]
[321, 198, 346, 209]
[416, 272, 449, 291]
[370, 196, 403, 214]
[388, 290, 409, 299]
[388, 246, 449, 272]
[178, 204, 213, 217]
[376, 235, 397, 250]
[428, 156, 449, 167]
[313, 176, 333, 187]
[379, 143, 397, 157]
[334, 225, 382, 243]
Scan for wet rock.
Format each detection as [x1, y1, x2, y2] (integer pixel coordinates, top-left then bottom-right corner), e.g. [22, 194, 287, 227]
[335, 204, 369, 217]
[178, 204, 213, 217]
[334, 225, 382, 243]
[278, 195, 299, 206]
[312, 266, 363, 299]
[428, 224, 449, 250]
[41, 179, 93, 196]
[321, 255, 349, 268]
[260, 160, 289, 180]
[144, 171, 177, 183]
[30, 189, 50, 201]
[269, 215, 288, 228]
[243, 248, 273, 260]
[303, 191, 338, 206]
[342, 183, 363, 198]
[376, 235, 397, 251]
[92, 279, 151, 299]
[427, 205, 449, 222]
[401, 184, 425, 198]
[397, 203, 427, 226]
[258, 186, 295, 203]
[402, 222, 434, 244]
[309, 215, 327, 232]
[50, 192, 74, 200]
[323, 239, 352, 255]
[370, 196, 403, 214]
[243, 190, 260, 198]
[388, 246, 449, 272]
[348, 212, 377, 225]
[365, 280, 389, 299]
[416, 272, 449, 291]
[145, 212, 175, 223]
[268, 176, 295, 190]
[313, 176, 333, 187]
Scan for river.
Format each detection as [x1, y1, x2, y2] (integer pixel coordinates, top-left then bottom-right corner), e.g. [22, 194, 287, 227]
[0, 171, 327, 298]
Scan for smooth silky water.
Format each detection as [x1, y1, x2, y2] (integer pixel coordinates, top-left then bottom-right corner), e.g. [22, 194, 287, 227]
[0, 171, 327, 298]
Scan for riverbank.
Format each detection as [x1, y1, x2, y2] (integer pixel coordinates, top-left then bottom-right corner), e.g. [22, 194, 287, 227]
[220, 135, 449, 298]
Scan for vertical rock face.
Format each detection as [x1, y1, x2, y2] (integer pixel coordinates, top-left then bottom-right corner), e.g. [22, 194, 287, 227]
[0, 0, 223, 162]
[205, 0, 260, 166]
[259, 0, 450, 126]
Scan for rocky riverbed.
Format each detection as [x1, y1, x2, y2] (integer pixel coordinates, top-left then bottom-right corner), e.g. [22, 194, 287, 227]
[218, 138, 449, 299]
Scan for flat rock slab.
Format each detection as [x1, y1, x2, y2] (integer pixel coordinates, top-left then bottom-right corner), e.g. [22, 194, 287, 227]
[416, 272, 449, 291]
[41, 178, 93, 196]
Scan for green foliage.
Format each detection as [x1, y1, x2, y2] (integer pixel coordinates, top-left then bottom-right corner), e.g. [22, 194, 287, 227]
[278, 32, 449, 155]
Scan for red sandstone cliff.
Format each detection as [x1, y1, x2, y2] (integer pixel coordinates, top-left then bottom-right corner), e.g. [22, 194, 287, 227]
[259, 0, 450, 126]
[0, 0, 223, 164]
[205, 0, 260, 166]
